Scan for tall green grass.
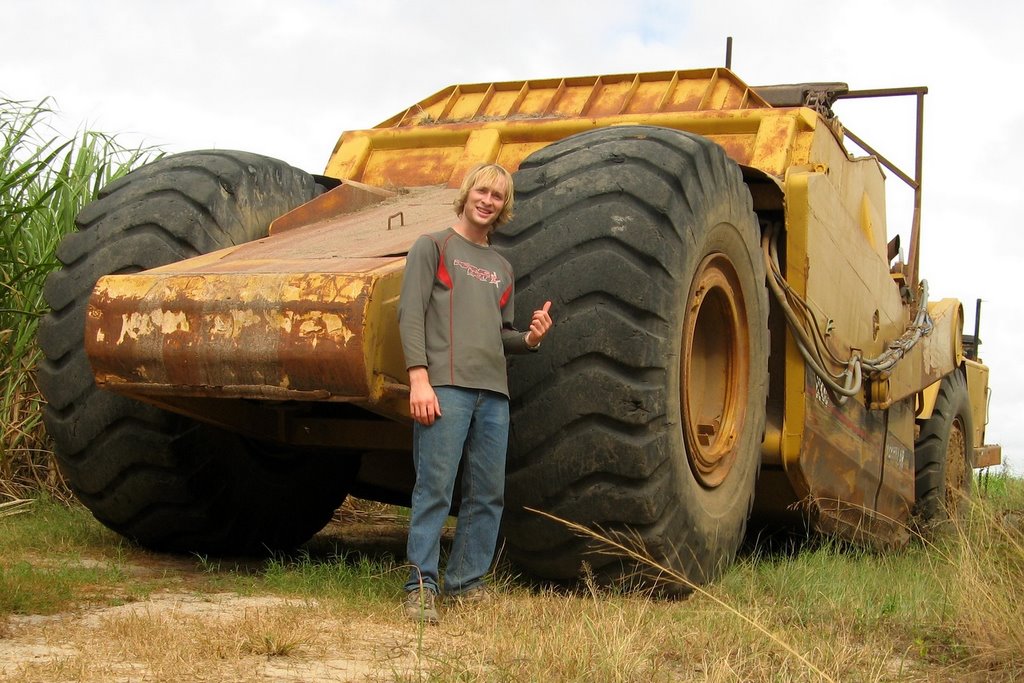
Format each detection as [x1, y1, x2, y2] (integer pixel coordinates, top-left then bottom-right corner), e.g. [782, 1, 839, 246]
[0, 96, 158, 500]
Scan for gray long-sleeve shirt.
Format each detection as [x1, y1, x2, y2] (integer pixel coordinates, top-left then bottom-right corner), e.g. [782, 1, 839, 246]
[398, 228, 530, 398]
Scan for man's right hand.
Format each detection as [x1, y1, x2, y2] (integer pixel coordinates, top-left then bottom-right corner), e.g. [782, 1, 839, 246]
[408, 367, 441, 426]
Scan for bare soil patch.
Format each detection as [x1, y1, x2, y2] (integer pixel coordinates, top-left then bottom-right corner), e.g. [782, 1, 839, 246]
[0, 512, 452, 682]
[1, 591, 436, 682]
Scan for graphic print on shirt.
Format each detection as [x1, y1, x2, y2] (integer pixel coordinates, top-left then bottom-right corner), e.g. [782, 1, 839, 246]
[433, 233, 514, 309]
[453, 258, 502, 288]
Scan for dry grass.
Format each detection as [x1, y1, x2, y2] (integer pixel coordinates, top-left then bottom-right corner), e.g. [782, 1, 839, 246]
[0, 498, 32, 519]
[1, 574, 991, 682]
[2, 485, 1021, 683]
[944, 495, 1024, 677]
[5, 596, 352, 682]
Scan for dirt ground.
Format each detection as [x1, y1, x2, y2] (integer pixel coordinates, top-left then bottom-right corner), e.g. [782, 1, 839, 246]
[0, 593, 435, 682]
[0, 513, 460, 682]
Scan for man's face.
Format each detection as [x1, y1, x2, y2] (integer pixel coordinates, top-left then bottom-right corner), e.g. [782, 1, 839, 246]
[464, 177, 507, 229]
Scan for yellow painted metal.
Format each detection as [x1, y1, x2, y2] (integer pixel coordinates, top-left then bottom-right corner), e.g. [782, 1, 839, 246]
[323, 69, 804, 187]
[85, 65, 994, 544]
[965, 359, 1000, 466]
[363, 266, 412, 418]
[916, 359, 1000, 468]
[774, 134, 974, 538]
[770, 108, 963, 537]
[917, 379, 941, 421]
[779, 169, 811, 487]
[964, 360, 989, 446]
[94, 68, 817, 427]
[376, 69, 767, 128]
[326, 110, 814, 188]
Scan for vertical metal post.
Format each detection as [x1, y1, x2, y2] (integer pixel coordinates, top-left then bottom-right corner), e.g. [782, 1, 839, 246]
[974, 299, 982, 338]
[972, 298, 983, 360]
[836, 86, 928, 301]
[725, 37, 733, 69]
[906, 90, 925, 295]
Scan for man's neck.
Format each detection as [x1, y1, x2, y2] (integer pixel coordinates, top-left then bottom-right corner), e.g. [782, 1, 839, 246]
[452, 219, 490, 246]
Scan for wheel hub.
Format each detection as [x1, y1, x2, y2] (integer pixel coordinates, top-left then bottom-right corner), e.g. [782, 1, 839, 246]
[945, 416, 967, 515]
[681, 252, 750, 488]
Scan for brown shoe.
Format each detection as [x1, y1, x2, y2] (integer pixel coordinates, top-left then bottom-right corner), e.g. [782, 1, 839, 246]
[404, 588, 439, 624]
[450, 585, 493, 606]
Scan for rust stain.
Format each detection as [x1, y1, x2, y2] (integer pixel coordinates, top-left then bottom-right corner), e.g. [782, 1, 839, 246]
[88, 271, 377, 399]
[270, 181, 396, 236]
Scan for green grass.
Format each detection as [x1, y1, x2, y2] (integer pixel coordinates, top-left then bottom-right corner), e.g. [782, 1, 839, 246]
[0, 499, 136, 614]
[728, 539, 943, 627]
[0, 498, 407, 618]
[977, 467, 1024, 508]
[0, 96, 158, 500]
[0, 560, 127, 615]
[0, 496, 112, 552]
[259, 549, 402, 604]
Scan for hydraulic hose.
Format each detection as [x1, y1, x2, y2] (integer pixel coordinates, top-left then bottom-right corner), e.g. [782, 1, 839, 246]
[761, 226, 932, 406]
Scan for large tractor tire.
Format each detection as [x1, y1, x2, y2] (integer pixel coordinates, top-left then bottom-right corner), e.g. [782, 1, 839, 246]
[37, 150, 356, 554]
[914, 370, 974, 526]
[494, 126, 768, 590]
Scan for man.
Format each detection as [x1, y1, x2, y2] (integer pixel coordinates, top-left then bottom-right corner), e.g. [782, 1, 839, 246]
[398, 163, 553, 623]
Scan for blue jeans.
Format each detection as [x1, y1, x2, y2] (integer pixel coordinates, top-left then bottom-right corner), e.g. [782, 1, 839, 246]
[404, 386, 509, 596]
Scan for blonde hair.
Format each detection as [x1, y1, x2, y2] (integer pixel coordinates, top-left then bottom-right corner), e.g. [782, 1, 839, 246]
[454, 163, 515, 227]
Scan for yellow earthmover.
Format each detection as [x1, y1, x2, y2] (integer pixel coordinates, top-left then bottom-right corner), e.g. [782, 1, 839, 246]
[39, 66, 1000, 588]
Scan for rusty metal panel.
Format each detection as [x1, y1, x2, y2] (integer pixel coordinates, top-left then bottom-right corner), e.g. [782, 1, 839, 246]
[776, 118, 965, 540]
[152, 185, 459, 274]
[578, 76, 636, 117]
[86, 186, 460, 410]
[324, 68, 787, 186]
[270, 181, 396, 236]
[876, 399, 916, 533]
[361, 146, 466, 189]
[379, 69, 768, 127]
[799, 373, 913, 547]
[445, 85, 491, 120]
[326, 109, 815, 188]
[975, 444, 1002, 468]
[87, 270, 378, 398]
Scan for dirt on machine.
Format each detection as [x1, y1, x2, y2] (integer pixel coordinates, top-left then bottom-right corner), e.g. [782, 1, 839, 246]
[38, 64, 1001, 590]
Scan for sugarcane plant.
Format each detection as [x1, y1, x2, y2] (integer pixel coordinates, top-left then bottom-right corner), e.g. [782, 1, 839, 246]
[0, 96, 157, 500]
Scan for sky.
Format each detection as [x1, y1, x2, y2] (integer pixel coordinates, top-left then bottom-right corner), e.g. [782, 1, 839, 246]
[5, 0, 1022, 474]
